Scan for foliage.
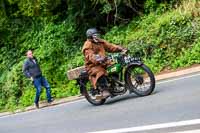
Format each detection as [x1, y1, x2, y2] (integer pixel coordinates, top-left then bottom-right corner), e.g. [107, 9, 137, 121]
[0, 0, 199, 111]
[104, 0, 200, 73]
[172, 39, 200, 68]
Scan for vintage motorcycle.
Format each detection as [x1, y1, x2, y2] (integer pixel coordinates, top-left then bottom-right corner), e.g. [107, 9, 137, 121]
[76, 50, 155, 105]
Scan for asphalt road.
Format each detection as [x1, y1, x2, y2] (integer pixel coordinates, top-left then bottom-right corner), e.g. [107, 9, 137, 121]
[0, 73, 200, 133]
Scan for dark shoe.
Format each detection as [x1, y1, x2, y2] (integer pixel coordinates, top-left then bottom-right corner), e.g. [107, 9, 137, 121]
[35, 103, 39, 109]
[48, 98, 54, 103]
[90, 88, 99, 96]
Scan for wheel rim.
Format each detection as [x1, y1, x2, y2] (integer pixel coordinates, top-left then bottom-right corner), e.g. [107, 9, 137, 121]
[128, 66, 152, 94]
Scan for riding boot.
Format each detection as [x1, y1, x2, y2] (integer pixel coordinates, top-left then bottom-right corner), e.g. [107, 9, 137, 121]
[97, 76, 110, 98]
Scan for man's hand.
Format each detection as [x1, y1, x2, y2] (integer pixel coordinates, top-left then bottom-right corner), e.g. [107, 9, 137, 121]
[121, 48, 128, 55]
[30, 77, 34, 81]
[95, 54, 105, 63]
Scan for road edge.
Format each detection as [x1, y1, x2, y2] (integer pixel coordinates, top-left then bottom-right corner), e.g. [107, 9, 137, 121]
[0, 65, 200, 117]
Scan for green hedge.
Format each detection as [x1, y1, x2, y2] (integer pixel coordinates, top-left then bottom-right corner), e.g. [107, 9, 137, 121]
[0, 0, 199, 112]
[105, 3, 200, 73]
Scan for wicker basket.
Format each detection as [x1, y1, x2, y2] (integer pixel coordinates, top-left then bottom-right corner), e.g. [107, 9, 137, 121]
[67, 66, 86, 80]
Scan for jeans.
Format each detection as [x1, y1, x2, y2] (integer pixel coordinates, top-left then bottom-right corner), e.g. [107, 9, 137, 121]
[33, 76, 52, 104]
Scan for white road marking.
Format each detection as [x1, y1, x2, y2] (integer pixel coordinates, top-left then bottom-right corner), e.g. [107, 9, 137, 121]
[88, 119, 200, 133]
[171, 129, 200, 133]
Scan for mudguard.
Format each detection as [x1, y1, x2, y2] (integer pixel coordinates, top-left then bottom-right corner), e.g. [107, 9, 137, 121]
[125, 61, 143, 72]
[76, 70, 89, 95]
[124, 61, 143, 84]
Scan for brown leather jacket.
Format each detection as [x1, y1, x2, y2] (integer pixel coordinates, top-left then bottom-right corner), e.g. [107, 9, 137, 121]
[82, 39, 123, 88]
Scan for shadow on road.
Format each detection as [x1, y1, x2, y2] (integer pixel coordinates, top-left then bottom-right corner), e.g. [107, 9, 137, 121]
[105, 90, 159, 105]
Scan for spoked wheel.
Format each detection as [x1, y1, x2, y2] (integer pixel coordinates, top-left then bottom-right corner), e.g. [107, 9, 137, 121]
[83, 81, 106, 106]
[125, 64, 155, 96]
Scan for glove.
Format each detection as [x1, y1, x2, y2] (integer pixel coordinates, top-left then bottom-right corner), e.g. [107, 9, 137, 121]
[95, 54, 105, 63]
[121, 48, 128, 55]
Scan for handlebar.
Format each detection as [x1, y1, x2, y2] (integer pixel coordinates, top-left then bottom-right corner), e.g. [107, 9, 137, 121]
[95, 48, 129, 64]
[120, 49, 129, 55]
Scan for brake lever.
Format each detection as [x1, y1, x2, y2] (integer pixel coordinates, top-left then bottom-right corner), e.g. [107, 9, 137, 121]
[121, 49, 128, 55]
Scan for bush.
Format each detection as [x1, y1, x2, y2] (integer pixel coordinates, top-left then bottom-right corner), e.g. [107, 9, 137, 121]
[0, 0, 199, 112]
[104, 4, 200, 73]
[0, 18, 83, 110]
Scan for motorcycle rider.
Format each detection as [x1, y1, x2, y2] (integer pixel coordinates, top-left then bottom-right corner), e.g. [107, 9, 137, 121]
[82, 28, 126, 98]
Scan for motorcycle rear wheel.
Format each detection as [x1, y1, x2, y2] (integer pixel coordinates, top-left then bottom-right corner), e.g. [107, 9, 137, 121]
[83, 81, 106, 106]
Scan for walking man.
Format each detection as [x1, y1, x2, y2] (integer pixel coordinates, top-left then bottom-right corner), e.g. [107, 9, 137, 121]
[23, 50, 53, 108]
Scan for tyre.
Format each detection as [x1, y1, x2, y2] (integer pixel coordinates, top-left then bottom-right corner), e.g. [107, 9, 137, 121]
[125, 64, 155, 96]
[83, 81, 106, 106]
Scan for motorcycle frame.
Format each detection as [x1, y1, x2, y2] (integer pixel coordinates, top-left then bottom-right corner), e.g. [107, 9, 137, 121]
[76, 60, 143, 95]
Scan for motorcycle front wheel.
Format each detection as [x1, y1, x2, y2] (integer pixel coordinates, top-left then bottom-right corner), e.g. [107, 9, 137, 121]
[125, 64, 155, 96]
